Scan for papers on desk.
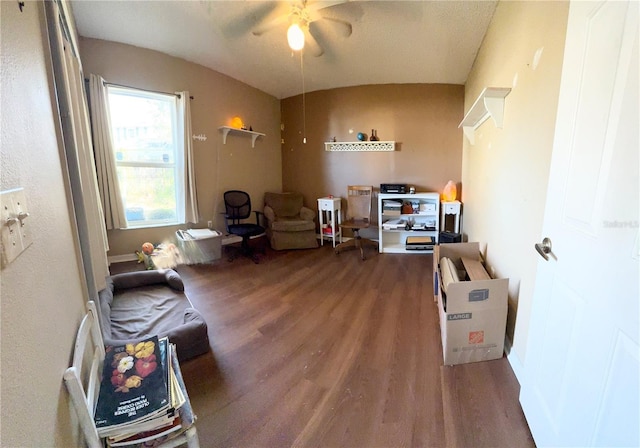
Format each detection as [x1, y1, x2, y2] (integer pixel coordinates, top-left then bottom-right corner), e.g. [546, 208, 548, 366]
[382, 217, 437, 230]
[382, 219, 406, 230]
[184, 229, 221, 240]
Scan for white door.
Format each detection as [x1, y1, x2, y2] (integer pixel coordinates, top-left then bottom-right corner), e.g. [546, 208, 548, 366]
[520, 1, 639, 446]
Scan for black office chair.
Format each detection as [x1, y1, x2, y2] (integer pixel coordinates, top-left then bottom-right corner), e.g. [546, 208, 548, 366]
[223, 190, 265, 263]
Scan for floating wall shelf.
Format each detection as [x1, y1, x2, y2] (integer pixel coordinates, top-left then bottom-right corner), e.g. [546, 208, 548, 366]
[459, 87, 511, 145]
[324, 141, 396, 152]
[218, 126, 265, 148]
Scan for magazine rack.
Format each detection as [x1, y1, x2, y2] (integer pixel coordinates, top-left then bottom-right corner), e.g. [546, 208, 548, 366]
[64, 301, 199, 448]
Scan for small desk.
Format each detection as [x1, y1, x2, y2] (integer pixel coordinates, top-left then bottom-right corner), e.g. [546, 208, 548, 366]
[317, 197, 342, 247]
[441, 201, 462, 233]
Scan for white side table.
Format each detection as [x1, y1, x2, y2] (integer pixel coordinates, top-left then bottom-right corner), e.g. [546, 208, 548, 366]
[441, 200, 462, 233]
[317, 197, 342, 247]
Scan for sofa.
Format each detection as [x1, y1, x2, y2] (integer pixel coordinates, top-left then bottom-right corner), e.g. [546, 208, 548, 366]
[96, 269, 210, 362]
[263, 192, 318, 250]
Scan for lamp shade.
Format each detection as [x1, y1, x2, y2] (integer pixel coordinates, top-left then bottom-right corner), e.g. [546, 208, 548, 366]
[287, 23, 305, 51]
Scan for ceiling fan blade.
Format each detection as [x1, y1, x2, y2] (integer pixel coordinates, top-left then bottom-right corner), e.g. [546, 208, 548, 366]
[320, 17, 352, 38]
[251, 3, 291, 36]
[220, 2, 283, 39]
[307, 0, 349, 22]
[308, 0, 350, 14]
[304, 30, 324, 57]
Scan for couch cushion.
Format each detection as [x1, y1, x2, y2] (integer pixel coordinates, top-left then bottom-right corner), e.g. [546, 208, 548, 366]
[108, 284, 191, 341]
[165, 308, 210, 361]
[97, 270, 209, 362]
[271, 219, 316, 232]
[111, 269, 184, 292]
[264, 192, 304, 217]
[97, 278, 115, 339]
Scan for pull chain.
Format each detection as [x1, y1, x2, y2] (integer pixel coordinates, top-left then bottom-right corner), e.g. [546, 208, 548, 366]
[300, 51, 306, 144]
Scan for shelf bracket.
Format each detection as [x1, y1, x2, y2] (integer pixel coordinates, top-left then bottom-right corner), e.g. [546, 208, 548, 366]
[484, 95, 507, 128]
[220, 127, 230, 145]
[459, 87, 511, 145]
[462, 126, 477, 145]
[218, 126, 265, 148]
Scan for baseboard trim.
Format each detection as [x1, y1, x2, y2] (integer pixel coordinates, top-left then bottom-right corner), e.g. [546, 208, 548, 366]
[504, 335, 524, 384]
[316, 235, 379, 243]
[317, 234, 353, 242]
[108, 253, 138, 264]
[507, 347, 525, 386]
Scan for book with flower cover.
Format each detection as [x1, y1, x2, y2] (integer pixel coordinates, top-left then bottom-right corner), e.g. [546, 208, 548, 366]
[106, 338, 175, 445]
[94, 336, 170, 434]
[106, 344, 196, 447]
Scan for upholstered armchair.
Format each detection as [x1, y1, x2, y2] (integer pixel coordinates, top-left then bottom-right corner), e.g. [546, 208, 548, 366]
[263, 192, 318, 250]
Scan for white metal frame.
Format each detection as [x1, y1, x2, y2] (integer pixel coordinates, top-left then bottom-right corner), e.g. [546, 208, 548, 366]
[63, 301, 200, 448]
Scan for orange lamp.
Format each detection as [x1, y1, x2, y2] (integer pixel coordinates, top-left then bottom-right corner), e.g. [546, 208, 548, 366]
[443, 180, 457, 202]
[230, 116, 244, 129]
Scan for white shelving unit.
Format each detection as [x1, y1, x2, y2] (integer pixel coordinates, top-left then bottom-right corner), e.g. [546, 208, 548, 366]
[218, 126, 265, 148]
[458, 87, 511, 144]
[378, 192, 440, 254]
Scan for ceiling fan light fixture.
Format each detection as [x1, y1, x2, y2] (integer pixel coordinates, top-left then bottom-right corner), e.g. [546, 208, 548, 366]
[287, 22, 305, 51]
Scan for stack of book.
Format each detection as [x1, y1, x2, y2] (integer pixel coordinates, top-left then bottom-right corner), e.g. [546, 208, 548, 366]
[382, 200, 402, 216]
[382, 218, 406, 230]
[406, 236, 435, 251]
[94, 336, 195, 447]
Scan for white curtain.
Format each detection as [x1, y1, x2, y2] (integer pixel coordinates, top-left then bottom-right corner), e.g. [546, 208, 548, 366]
[178, 91, 200, 224]
[46, 0, 110, 296]
[89, 74, 127, 229]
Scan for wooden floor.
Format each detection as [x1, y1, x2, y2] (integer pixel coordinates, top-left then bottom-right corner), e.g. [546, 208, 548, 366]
[113, 242, 534, 447]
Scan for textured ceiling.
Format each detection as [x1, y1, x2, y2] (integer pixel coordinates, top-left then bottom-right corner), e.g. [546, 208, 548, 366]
[71, 1, 497, 99]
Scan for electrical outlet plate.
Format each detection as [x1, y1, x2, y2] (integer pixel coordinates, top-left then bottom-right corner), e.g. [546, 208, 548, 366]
[1, 188, 32, 267]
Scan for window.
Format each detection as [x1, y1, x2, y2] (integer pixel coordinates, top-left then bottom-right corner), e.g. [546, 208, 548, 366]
[107, 87, 184, 228]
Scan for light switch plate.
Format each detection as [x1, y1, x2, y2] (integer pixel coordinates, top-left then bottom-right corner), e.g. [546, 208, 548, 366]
[1, 193, 21, 266]
[1, 188, 31, 267]
[12, 188, 33, 250]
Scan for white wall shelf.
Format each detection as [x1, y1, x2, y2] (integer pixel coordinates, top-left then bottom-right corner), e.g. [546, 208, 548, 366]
[324, 141, 395, 152]
[459, 87, 511, 144]
[218, 126, 265, 148]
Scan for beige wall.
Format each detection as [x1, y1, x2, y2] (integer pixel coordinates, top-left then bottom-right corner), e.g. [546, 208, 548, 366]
[79, 38, 283, 258]
[281, 84, 464, 236]
[461, 0, 569, 373]
[1, 2, 87, 446]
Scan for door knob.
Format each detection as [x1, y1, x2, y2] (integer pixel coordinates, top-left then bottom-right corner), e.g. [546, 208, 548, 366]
[535, 237, 556, 261]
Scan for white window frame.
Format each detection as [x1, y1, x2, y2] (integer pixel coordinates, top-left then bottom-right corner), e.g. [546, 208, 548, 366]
[106, 86, 185, 228]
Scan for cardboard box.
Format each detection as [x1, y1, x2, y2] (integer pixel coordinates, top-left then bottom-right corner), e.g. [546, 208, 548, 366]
[433, 242, 508, 365]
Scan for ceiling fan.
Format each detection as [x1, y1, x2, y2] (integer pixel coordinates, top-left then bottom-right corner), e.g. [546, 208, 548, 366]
[251, 1, 353, 57]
